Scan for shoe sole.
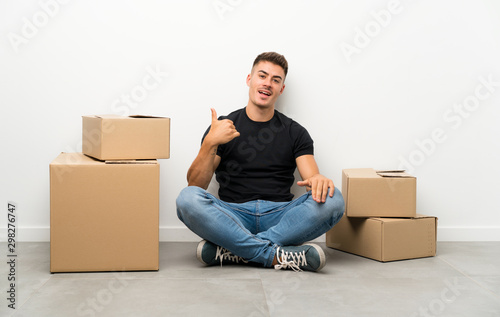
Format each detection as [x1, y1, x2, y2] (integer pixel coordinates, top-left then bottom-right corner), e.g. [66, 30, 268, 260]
[196, 240, 209, 265]
[303, 243, 326, 272]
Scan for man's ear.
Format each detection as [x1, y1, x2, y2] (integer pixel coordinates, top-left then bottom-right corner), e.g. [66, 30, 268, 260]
[279, 84, 286, 95]
[246, 73, 251, 86]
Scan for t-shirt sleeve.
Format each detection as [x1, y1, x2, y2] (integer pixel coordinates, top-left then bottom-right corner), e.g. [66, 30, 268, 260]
[291, 121, 314, 158]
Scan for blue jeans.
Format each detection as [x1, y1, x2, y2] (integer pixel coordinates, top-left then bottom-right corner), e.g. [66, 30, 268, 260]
[176, 186, 345, 268]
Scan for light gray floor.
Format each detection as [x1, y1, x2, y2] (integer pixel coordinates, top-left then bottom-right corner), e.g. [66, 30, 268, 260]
[1, 242, 499, 317]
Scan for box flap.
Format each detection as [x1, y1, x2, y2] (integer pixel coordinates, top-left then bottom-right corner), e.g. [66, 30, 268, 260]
[371, 215, 437, 222]
[95, 114, 125, 119]
[376, 170, 414, 178]
[375, 170, 405, 173]
[82, 114, 125, 119]
[414, 214, 438, 220]
[105, 159, 157, 164]
[129, 115, 168, 119]
[84, 114, 169, 119]
[371, 217, 413, 223]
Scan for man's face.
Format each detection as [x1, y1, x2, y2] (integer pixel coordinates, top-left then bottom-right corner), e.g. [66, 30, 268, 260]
[246, 61, 286, 109]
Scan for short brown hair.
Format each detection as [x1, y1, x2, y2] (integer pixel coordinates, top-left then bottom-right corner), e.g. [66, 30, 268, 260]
[252, 52, 288, 77]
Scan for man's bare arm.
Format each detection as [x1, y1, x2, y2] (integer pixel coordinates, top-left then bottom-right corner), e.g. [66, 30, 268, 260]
[187, 108, 239, 189]
[187, 142, 221, 189]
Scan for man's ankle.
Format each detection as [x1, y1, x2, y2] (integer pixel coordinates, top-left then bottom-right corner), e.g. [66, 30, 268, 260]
[272, 255, 278, 266]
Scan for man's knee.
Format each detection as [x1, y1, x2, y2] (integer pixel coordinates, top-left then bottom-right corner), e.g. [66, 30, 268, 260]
[325, 188, 345, 226]
[176, 186, 206, 221]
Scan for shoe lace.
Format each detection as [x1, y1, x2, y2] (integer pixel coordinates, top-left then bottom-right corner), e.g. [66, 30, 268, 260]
[215, 246, 248, 267]
[274, 247, 307, 272]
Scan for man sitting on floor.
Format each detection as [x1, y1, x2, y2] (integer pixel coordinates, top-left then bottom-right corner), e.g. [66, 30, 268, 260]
[176, 52, 345, 272]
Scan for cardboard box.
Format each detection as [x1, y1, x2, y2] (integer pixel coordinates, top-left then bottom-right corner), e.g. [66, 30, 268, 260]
[326, 214, 437, 262]
[82, 114, 170, 160]
[342, 168, 416, 217]
[50, 152, 159, 272]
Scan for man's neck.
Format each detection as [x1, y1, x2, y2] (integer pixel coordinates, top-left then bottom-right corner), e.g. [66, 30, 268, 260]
[245, 103, 275, 122]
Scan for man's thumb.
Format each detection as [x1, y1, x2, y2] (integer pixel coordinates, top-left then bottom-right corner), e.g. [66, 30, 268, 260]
[211, 108, 218, 122]
[297, 180, 307, 187]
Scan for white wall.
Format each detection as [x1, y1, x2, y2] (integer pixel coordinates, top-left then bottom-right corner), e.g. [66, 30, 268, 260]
[1, 0, 499, 242]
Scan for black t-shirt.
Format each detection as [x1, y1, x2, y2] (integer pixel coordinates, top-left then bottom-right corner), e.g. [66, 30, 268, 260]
[202, 108, 314, 203]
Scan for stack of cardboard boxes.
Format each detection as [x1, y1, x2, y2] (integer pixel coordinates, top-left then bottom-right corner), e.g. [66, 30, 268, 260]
[50, 115, 170, 272]
[326, 168, 437, 262]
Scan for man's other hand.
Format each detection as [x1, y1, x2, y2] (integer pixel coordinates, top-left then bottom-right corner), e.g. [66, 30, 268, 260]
[297, 174, 335, 203]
